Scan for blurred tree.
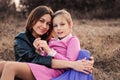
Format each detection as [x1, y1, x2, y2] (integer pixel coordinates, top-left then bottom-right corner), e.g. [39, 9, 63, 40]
[0, 0, 16, 19]
[0, 0, 120, 19]
[0, 0, 10, 12]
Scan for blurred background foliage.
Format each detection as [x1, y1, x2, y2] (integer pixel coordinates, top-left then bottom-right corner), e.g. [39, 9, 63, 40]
[0, 0, 120, 19]
[0, 1, 120, 80]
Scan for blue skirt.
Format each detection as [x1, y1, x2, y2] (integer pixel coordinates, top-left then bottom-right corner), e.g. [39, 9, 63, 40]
[52, 49, 94, 80]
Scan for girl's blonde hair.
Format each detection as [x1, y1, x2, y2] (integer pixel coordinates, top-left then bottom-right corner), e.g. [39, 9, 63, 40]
[53, 9, 73, 27]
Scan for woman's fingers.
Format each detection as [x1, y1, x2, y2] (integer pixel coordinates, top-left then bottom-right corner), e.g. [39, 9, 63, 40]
[90, 56, 94, 60]
[81, 70, 89, 74]
[83, 62, 94, 73]
[72, 60, 93, 74]
[84, 66, 93, 73]
[81, 58, 94, 73]
[90, 56, 94, 64]
[33, 38, 41, 49]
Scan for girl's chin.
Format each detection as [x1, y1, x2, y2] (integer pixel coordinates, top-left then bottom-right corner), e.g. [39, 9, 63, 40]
[58, 36, 65, 39]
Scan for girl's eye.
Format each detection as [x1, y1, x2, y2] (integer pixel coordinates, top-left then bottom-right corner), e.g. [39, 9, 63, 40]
[53, 24, 57, 27]
[60, 23, 65, 26]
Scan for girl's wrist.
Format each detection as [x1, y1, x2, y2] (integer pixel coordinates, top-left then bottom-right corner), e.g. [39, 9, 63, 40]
[48, 48, 56, 57]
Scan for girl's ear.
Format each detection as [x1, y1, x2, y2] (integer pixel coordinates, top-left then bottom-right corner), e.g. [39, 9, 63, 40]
[69, 21, 73, 28]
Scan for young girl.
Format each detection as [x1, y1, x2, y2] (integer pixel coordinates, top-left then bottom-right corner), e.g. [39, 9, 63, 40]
[51, 10, 93, 80]
[51, 10, 94, 80]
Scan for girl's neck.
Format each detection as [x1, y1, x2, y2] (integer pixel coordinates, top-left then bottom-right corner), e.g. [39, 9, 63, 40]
[58, 33, 72, 40]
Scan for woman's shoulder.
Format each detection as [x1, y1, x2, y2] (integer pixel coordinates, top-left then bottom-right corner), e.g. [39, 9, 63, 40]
[15, 31, 30, 42]
[15, 32, 26, 38]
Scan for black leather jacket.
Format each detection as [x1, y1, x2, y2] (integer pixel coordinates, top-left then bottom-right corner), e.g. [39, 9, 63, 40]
[14, 30, 52, 68]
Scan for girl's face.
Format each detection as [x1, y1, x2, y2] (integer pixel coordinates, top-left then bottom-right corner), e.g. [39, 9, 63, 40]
[53, 15, 72, 39]
[32, 14, 51, 38]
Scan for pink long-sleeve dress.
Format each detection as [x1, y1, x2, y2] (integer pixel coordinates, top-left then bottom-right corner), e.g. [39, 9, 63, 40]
[27, 34, 80, 80]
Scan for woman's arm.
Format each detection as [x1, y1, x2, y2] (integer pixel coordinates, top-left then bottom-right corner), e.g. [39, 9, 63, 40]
[51, 58, 94, 74]
[33, 37, 94, 73]
[14, 37, 36, 62]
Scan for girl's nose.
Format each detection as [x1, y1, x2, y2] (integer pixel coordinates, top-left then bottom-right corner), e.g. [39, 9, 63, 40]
[57, 25, 61, 29]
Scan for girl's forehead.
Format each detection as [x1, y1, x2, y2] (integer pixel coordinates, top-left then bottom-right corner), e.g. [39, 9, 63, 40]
[55, 14, 64, 17]
[54, 14, 66, 20]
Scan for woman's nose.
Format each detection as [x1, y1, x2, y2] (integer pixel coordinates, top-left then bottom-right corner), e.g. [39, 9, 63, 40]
[42, 23, 47, 28]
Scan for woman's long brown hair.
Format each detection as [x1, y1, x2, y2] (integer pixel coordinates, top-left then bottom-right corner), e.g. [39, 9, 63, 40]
[25, 6, 54, 41]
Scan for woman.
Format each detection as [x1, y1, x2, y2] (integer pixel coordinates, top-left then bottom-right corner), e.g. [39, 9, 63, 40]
[0, 6, 93, 80]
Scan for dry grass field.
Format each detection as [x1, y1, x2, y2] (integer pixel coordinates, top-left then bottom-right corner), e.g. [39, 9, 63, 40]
[0, 16, 120, 80]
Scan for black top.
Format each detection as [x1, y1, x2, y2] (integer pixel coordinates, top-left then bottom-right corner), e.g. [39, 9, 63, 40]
[14, 30, 52, 68]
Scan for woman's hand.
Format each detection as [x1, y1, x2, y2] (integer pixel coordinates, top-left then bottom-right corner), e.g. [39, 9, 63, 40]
[33, 38, 44, 55]
[33, 38, 41, 50]
[33, 38, 51, 54]
[71, 58, 94, 74]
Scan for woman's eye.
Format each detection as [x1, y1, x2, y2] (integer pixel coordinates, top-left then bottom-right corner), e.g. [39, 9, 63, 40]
[39, 19, 44, 23]
[47, 22, 51, 26]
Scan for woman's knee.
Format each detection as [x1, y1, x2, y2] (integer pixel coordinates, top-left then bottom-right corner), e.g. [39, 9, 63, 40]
[0, 61, 7, 66]
[0, 61, 7, 75]
[3, 62, 17, 73]
[4, 62, 34, 80]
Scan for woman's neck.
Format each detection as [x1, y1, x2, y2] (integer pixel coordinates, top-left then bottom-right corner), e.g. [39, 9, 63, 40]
[32, 31, 40, 38]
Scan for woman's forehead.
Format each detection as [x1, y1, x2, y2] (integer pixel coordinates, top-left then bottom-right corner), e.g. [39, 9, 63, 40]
[40, 14, 51, 22]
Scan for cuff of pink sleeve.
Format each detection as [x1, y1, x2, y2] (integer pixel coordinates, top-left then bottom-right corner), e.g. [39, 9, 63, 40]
[48, 48, 56, 57]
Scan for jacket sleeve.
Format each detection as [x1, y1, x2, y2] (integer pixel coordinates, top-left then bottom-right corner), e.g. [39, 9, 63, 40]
[14, 35, 52, 68]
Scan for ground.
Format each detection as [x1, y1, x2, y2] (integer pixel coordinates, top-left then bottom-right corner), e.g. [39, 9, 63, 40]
[0, 16, 120, 80]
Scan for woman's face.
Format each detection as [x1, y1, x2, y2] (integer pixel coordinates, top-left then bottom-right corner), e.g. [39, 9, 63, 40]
[32, 14, 51, 38]
[53, 15, 72, 39]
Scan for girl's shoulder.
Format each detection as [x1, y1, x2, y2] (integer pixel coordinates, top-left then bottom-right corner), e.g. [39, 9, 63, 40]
[50, 38, 57, 41]
[67, 35, 79, 42]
